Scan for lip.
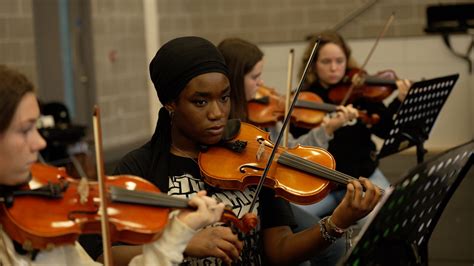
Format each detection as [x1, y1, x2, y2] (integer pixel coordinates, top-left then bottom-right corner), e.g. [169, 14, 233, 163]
[207, 125, 224, 136]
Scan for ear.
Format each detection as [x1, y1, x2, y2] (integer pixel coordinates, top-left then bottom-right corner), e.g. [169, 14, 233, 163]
[164, 102, 176, 113]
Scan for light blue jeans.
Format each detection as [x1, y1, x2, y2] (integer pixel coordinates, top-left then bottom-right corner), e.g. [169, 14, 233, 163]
[292, 168, 390, 220]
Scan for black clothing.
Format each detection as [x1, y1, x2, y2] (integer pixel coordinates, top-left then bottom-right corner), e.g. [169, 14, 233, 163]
[112, 144, 296, 265]
[291, 81, 401, 179]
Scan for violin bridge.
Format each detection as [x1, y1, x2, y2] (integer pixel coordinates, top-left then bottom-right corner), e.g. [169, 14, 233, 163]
[256, 141, 265, 161]
[77, 177, 90, 204]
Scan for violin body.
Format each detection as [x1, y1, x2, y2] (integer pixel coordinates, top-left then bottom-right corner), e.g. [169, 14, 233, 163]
[199, 122, 337, 205]
[0, 163, 258, 251]
[0, 163, 170, 250]
[248, 86, 327, 128]
[328, 68, 398, 104]
[248, 86, 380, 128]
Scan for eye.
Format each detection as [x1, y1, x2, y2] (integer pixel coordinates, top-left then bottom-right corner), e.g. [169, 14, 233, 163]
[319, 59, 331, 65]
[193, 99, 207, 107]
[20, 124, 35, 135]
[221, 94, 230, 103]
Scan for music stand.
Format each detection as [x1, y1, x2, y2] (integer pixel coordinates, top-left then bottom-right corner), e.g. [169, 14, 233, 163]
[339, 140, 473, 266]
[378, 74, 459, 163]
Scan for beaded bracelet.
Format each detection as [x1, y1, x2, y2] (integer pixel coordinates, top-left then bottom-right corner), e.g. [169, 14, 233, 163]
[318, 216, 339, 243]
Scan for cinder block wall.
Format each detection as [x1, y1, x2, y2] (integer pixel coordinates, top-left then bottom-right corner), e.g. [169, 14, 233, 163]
[157, 0, 466, 44]
[89, 0, 151, 149]
[0, 0, 37, 84]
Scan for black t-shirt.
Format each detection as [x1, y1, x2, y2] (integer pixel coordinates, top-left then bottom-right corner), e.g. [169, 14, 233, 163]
[112, 144, 296, 265]
[291, 81, 401, 179]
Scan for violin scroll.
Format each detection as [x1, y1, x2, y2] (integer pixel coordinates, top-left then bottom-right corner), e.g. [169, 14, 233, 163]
[221, 210, 258, 234]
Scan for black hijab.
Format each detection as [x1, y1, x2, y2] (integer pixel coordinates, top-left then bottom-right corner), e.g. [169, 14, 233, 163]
[146, 36, 229, 191]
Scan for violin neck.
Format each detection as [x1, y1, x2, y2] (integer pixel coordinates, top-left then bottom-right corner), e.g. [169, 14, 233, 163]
[278, 152, 384, 194]
[109, 186, 190, 209]
[364, 76, 397, 87]
[294, 100, 337, 113]
[277, 152, 355, 185]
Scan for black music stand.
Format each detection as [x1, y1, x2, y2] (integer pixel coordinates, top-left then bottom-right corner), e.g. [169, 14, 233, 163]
[378, 74, 459, 163]
[339, 140, 473, 266]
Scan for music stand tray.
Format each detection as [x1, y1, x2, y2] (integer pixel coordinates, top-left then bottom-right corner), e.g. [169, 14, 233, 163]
[340, 140, 473, 266]
[378, 74, 459, 163]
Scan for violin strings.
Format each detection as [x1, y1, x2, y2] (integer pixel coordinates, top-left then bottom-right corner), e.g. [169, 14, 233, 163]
[242, 142, 347, 184]
[241, 142, 352, 184]
[110, 186, 189, 208]
[295, 100, 337, 113]
[288, 153, 355, 184]
[278, 152, 384, 194]
[278, 152, 348, 184]
[278, 152, 355, 184]
[226, 141, 383, 193]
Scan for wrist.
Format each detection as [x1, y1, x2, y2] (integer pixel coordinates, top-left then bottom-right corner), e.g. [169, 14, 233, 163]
[327, 215, 346, 234]
[323, 124, 335, 136]
[329, 212, 351, 230]
[319, 216, 345, 243]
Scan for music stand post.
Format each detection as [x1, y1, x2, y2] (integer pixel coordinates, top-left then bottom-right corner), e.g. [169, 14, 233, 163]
[340, 140, 473, 266]
[378, 74, 459, 163]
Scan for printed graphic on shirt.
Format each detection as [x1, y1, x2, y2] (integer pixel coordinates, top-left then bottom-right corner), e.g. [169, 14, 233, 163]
[169, 173, 261, 265]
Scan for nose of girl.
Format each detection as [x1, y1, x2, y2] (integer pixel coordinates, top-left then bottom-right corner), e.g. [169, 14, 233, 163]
[208, 101, 225, 120]
[32, 129, 47, 152]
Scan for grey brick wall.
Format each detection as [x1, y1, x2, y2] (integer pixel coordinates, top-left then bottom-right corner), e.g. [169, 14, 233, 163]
[90, 0, 150, 149]
[0, 0, 37, 85]
[157, 0, 468, 44]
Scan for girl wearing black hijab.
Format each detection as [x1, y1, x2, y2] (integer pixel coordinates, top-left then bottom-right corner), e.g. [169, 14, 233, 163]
[112, 36, 381, 265]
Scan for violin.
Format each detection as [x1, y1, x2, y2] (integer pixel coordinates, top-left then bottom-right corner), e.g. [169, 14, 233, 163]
[248, 86, 380, 128]
[328, 68, 398, 105]
[199, 122, 376, 205]
[0, 163, 258, 251]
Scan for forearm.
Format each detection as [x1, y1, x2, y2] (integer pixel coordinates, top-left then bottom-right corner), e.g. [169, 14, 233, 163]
[271, 122, 332, 149]
[288, 126, 332, 149]
[262, 225, 332, 265]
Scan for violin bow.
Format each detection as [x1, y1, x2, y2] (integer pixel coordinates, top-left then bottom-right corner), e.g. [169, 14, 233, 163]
[248, 40, 321, 212]
[92, 106, 113, 266]
[331, 0, 378, 32]
[340, 13, 395, 105]
[283, 49, 295, 147]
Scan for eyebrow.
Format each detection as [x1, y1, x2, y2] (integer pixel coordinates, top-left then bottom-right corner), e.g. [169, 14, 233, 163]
[19, 118, 38, 126]
[193, 86, 231, 97]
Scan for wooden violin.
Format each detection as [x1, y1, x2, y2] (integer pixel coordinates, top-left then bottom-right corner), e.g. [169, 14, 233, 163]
[328, 68, 399, 105]
[0, 163, 258, 251]
[199, 122, 378, 205]
[248, 85, 380, 128]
